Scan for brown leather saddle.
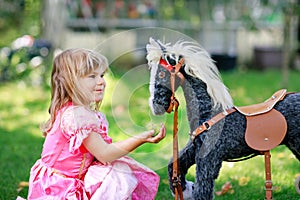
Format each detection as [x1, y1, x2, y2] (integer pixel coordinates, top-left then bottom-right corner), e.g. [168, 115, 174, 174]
[235, 89, 288, 151]
[234, 89, 289, 200]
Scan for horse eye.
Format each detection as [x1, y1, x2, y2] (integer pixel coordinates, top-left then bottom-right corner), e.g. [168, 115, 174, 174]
[158, 71, 165, 78]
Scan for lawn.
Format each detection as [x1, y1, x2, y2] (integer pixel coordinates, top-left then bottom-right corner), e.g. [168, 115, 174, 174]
[1, 69, 300, 199]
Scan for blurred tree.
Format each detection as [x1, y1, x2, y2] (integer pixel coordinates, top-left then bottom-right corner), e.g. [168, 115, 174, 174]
[282, 0, 299, 87]
[42, 0, 64, 48]
[0, 0, 25, 30]
[0, 0, 41, 46]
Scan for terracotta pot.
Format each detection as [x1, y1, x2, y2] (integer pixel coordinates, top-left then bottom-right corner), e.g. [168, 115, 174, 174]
[253, 47, 282, 70]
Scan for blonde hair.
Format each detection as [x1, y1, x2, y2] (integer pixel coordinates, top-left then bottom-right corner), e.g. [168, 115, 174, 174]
[41, 48, 108, 135]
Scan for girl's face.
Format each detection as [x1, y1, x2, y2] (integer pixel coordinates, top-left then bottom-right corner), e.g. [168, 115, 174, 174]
[78, 67, 106, 103]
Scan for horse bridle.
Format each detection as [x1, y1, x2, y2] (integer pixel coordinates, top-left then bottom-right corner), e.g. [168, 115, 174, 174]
[159, 57, 185, 113]
[159, 57, 185, 200]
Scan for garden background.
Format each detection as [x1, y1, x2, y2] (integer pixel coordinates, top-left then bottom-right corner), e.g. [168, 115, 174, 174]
[1, 0, 300, 199]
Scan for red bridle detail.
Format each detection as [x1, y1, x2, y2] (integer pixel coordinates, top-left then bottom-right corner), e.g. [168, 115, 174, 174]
[159, 58, 174, 71]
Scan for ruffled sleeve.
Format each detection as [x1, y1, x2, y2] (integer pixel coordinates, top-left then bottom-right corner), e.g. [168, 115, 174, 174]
[60, 106, 112, 153]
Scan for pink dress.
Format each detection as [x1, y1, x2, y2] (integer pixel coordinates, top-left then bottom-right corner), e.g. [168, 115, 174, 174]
[26, 103, 160, 200]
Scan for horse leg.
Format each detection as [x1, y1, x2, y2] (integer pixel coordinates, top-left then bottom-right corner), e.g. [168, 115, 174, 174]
[168, 140, 195, 197]
[193, 152, 223, 200]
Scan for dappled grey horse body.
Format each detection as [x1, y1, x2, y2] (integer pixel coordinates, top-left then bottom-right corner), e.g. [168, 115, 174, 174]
[146, 38, 300, 199]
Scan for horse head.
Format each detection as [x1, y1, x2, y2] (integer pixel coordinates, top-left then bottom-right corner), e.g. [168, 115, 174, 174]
[146, 38, 185, 115]
[146, 37, 233, 116]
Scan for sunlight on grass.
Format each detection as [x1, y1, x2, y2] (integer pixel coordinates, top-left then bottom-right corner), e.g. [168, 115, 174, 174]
[223, 70, 300, 106]
[0, 83, 49, 136]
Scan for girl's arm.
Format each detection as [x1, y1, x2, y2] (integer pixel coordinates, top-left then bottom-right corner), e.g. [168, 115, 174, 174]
[83, 124, 166, 163]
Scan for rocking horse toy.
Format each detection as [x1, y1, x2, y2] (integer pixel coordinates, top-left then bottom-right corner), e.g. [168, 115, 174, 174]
[146, 38, 300, 200]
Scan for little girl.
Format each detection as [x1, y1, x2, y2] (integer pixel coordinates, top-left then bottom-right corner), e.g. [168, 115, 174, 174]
[25, 48, 166, 199]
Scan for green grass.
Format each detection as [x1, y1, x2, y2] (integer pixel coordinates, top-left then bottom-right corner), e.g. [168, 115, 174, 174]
[1, 69, 300, 199]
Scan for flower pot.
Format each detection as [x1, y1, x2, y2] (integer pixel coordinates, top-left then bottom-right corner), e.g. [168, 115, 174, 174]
[253, 47, 282, 70]
[211, 54, 237, 71]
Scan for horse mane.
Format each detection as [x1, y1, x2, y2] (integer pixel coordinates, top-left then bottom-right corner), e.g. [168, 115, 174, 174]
[146, 38, 234, 111]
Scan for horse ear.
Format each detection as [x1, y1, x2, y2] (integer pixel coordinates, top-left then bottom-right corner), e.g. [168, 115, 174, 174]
[147, 38, 160, 53]
[146, 38, 164, 63]
[147, 37, 166, 52]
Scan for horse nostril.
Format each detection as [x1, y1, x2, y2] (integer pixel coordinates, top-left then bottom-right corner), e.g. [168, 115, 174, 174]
[167, 55, 176, 66]
[168, 58, 176, 66]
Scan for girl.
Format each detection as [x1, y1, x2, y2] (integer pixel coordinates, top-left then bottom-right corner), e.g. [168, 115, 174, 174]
[25, 48, 166, 199]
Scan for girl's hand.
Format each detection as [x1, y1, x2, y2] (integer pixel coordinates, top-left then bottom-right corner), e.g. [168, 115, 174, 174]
[140, 123, 166, 143]
[84, 124, 165, 163]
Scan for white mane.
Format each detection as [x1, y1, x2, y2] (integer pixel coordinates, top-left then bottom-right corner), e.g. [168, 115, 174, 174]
[146, 38, 233, 112]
